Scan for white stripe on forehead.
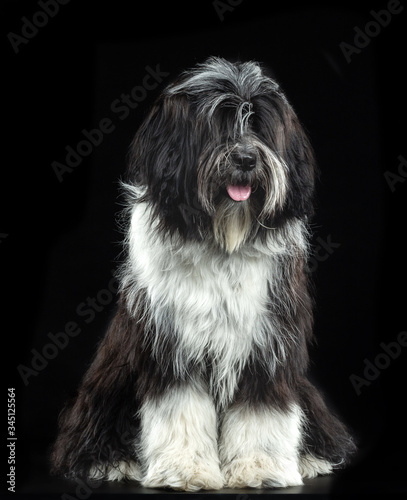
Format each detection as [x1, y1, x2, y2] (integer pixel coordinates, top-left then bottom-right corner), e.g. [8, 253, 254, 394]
[235, 101, 254, 137]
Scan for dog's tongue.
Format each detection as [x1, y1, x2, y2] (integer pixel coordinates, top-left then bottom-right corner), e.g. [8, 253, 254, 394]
[227, 185, 252, 201]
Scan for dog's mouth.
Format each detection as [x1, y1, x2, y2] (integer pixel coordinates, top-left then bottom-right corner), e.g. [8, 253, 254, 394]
[226, 184, 252, 202]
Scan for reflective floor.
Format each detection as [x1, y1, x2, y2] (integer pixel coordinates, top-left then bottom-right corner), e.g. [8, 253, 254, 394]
[15, 451, 406, 498]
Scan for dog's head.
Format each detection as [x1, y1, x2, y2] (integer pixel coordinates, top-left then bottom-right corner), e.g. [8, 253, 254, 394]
[127, 57, 315, 253]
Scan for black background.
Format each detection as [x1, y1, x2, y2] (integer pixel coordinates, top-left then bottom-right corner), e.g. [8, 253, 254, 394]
[3, 0, 407, 496]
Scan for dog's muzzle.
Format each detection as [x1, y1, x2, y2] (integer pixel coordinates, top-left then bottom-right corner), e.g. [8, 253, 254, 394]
[231, 150, 256, 172]
[226, 147, 256, 201]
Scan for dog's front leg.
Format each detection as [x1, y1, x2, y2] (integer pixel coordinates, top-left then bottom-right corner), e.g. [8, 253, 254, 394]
[219, 403, 304, 488]
[139, 380, 224, 491]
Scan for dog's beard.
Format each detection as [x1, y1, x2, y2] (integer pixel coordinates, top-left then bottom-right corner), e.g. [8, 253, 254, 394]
[197, 138, 288, 253]
[212, 198, 254, 253]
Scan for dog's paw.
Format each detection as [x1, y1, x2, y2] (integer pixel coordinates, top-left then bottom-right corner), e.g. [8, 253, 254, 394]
[89, 460, 142, 482]
[222, 452, 303, 489]
[299, 454, 333, 479]
[142, 454, 224, 491]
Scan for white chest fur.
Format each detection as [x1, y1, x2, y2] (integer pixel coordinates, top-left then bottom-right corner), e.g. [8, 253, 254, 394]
[124, 202, 304, 407]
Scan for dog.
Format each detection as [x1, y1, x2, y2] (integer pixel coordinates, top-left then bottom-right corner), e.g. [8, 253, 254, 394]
[51, 57, 356, 490]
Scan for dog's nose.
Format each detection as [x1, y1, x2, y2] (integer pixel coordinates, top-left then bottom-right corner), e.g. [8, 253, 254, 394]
[233, 151, 256, 171]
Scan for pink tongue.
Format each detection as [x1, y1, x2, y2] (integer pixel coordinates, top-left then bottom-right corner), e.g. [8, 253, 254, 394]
[227, 185, 252, 201]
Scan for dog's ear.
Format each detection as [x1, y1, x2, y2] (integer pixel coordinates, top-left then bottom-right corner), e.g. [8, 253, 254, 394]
[128, 93, 202, 204]
[253, 93, 316, 221]
[127, 93, 205, 233]
[280, 110, 316, 220]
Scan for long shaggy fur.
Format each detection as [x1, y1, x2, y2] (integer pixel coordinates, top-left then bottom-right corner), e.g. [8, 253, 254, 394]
[51, 57, 356, 490]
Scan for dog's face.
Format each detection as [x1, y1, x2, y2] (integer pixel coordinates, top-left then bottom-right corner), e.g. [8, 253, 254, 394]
[128, 57, 315, 253]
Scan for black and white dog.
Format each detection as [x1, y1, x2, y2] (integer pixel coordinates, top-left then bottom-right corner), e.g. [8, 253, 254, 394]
[51, 57, 356, 490]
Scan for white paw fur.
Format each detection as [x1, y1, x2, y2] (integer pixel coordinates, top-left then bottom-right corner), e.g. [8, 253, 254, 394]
[219, 403, 305, 489]
[142, 452, 224, 491]
[139, 382, 223, 491]
[299, 454, 333, 478]
[223, 452, 303, 488]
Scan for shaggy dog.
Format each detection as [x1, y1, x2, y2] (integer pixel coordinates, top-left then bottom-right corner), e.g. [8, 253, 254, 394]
[51, 57, 355, 490]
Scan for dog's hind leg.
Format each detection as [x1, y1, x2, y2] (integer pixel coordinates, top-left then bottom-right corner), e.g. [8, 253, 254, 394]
[297, 377, 357, 478]
[50, 300, 142, 481]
